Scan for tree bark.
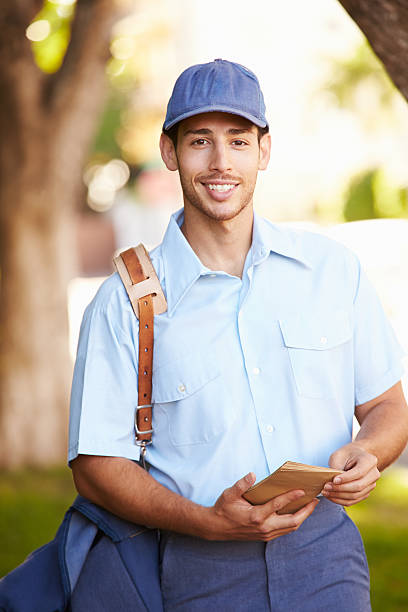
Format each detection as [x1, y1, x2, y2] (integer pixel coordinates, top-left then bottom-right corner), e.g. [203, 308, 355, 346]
[0, 1, 124, 467]
[338, 0, 408, 102]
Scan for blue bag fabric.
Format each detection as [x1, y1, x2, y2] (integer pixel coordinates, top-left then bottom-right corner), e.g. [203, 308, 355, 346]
[0, 495, 163, 612]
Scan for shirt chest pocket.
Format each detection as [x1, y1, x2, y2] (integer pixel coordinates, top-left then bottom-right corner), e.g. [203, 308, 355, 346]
[278, 311, 353, 400]
[152, 353, 225, 446]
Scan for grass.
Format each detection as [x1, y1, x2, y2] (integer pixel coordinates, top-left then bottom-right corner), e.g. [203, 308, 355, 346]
[0, 466, 76, 576]
[0, 466, 407, 610]
[347, 467, 408, 612]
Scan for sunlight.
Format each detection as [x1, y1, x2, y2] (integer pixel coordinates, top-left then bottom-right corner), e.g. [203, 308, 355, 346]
[25, 20, 50, 42]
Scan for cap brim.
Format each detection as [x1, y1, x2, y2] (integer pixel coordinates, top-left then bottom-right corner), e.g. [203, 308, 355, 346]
[163, 105, 268, 130]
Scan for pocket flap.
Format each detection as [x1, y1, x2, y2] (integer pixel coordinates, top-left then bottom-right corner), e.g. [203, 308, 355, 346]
[279, 310, 352, 350]
[152, 352, 220, 403]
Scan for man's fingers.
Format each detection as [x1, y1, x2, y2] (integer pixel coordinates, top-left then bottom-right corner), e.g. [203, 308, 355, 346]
[261, 527, 295, 541]
[288, 498, 319, 523]
[324, 466, 380, 494]
[255, 488, 306, 519]
[328, 492, 371, 506]
[265, 498, 318, 529]
[214, 480, 319, 541]
[329, 456, 378, 485]
[226, 472, 256, 499]
[324, 482, 376, 501]
[324, 476, 377, 494]
[334, 464, 379, 485]
[260, 499, 320, 540]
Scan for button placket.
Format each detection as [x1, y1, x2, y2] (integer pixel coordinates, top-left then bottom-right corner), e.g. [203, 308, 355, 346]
[237, 295, 278, 462]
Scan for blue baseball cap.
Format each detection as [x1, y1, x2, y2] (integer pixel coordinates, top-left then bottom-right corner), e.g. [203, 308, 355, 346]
[163, 59, 268, 131]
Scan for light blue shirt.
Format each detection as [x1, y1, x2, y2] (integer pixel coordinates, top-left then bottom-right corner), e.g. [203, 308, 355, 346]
[68, 209, 404, 507]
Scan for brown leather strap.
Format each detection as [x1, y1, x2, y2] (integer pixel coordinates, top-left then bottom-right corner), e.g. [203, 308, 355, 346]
[114, 245, 167, 319]
[119, 248, 154, 445]
[136, 295, 154, 444]
[121, 248, 145, 285]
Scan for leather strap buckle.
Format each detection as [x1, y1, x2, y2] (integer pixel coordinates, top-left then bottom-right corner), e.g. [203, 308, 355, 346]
[135, 404, 154, 442]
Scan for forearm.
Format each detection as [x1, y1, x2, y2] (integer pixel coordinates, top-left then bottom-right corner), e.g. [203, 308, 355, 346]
[71, 455, 320, 542]
[71, 454, 214, 538]
[353, 385, 408, 471]
[325, 383, 408, 505]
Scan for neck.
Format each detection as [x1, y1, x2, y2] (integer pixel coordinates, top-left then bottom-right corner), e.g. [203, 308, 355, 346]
[181, 203, 254, 278]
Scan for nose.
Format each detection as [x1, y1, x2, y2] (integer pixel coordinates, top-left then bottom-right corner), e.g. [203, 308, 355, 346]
[209, 142, 232, 173]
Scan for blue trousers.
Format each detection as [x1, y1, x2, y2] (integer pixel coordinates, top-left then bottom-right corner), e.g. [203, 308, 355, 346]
[160, 498, 371, 611]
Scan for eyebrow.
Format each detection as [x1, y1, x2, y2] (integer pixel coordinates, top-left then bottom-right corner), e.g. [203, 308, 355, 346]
[182, 127, 254, 137]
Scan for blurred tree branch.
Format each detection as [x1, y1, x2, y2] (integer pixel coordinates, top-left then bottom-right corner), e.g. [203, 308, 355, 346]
[0, 0, 129, 467]
[46, 1, 118, 116]
[338, 0, 408, 101]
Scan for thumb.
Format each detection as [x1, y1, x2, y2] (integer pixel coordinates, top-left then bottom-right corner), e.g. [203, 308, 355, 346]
[329, 449, 348, 471]
[230, 472, 256, 497]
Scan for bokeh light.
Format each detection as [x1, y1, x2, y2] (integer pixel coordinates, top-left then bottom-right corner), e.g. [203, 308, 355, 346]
[84, 159, 130, 212]
[26, 20, 51, 42]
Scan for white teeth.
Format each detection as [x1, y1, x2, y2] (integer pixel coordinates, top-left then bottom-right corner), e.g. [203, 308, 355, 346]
[207, 183, 236, 192]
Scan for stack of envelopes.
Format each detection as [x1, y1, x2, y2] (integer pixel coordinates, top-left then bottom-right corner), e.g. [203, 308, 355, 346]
[243, 461, 343, 514]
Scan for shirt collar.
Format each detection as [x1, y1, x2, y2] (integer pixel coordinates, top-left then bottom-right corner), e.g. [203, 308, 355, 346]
[161, 209, 209, 316]
[251, 214, 313, 268]
[161, 208, 312, 315]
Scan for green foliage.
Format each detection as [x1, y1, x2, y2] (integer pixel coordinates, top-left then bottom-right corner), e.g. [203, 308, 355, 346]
[374, 171, 408, 218]
[317, 39, 407, 224]
[90, 93, 126, 159]
[1, 466, 408, 611]
[325, 42, 396, 110]
[343, 170, 376, 221]
[30, 1, 75, 74]
[343, 169, 408, 221]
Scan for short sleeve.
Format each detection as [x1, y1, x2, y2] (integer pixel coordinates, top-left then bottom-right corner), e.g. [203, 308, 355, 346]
[68, 276, 141, 463]
[353, 261, 405, 405]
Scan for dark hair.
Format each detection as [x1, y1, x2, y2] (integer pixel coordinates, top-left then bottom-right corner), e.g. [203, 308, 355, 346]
[163, 122, 269, 150]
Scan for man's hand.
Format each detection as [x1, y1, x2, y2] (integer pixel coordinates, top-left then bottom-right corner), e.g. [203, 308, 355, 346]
[322, 443, 380, 506]
[206, 472, 319, 541]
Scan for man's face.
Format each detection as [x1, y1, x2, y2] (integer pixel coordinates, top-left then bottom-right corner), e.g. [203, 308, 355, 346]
[160, 112, 270, 222]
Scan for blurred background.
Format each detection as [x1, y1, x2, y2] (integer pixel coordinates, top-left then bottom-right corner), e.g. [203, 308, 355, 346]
[1, 1, 407, 608]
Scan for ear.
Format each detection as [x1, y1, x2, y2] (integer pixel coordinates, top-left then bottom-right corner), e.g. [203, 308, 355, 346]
[160, 133, 178, 171]
[258, 132, 271, 171]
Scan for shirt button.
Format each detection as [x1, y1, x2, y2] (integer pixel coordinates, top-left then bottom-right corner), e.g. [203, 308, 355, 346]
[320, 336, 328, 345]
[266, 424, 274, 433]
[252, 367, 260, 375]
[178, 384, 186, 393]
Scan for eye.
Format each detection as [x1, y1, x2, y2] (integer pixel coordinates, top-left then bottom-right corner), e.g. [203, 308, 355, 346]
[192, 138, 209, 146]
[232, 140, 247, 146]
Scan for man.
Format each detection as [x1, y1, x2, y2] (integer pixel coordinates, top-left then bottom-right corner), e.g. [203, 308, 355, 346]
[69, 59, 408, 610]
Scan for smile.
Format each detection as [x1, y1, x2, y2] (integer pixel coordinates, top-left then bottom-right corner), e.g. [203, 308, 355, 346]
[207, 184, 236, 192]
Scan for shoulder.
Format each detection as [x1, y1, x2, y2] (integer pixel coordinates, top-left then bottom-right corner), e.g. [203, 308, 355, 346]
[84, 244, 166, 324]
[86, 272, 130, 316]
[261, 219, 361, 299]
[274, 221, 360, 271]
[88, 244, 164, 310]
[78, 273, 136, 345]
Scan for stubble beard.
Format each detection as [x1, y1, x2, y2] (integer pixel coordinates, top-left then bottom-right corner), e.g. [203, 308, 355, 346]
[178, 171, 257, 222]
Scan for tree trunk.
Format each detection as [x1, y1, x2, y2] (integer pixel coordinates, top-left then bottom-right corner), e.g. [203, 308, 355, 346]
[0, 182, 76, 466]
[338, 0, 408, 102]
[0, 1, 124, 467]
